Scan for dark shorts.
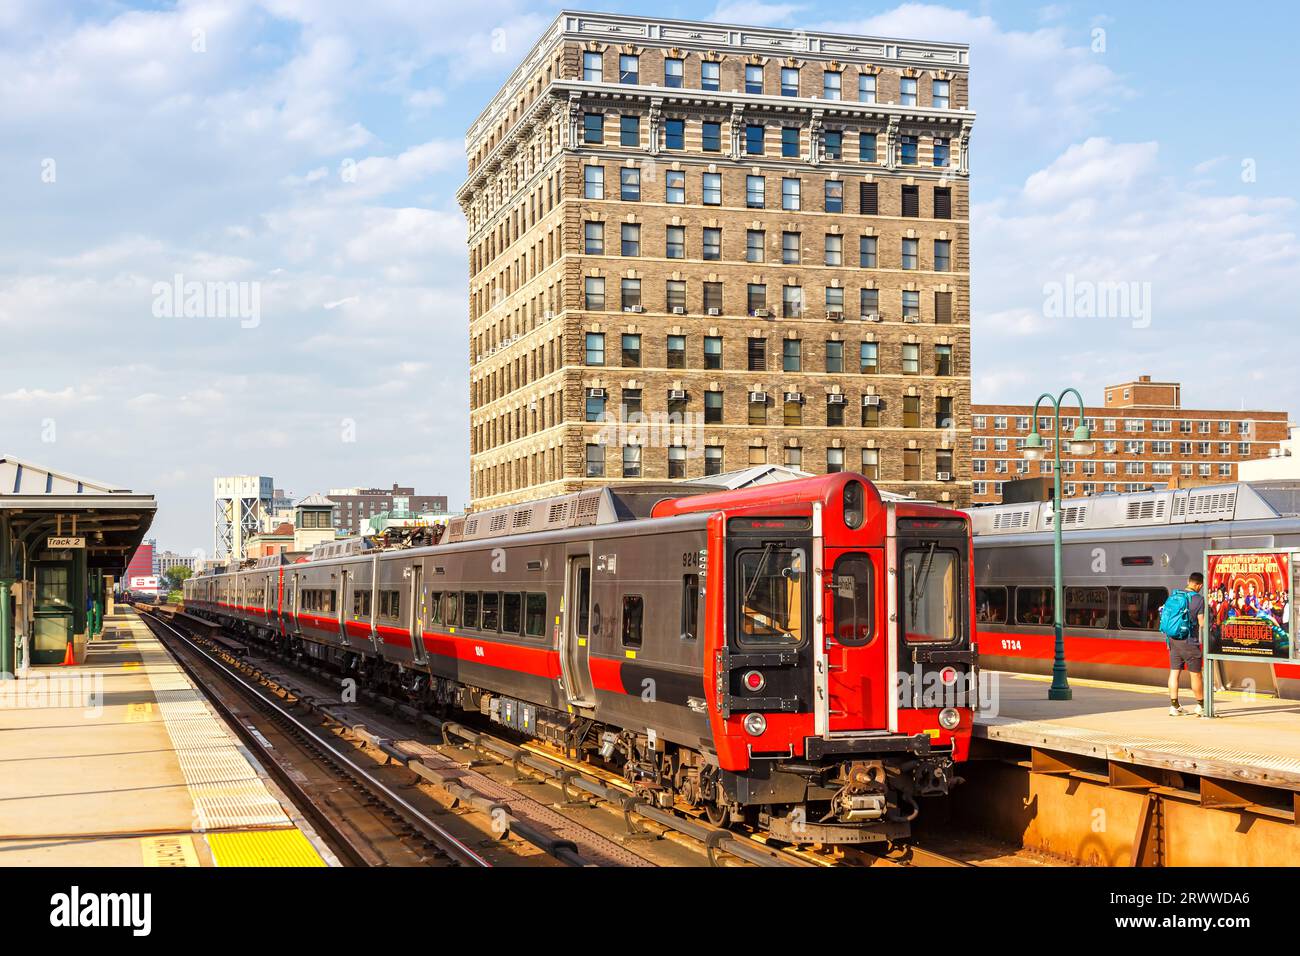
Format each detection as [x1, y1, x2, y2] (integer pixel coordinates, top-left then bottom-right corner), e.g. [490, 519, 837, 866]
[1168, 638, 1203, 673]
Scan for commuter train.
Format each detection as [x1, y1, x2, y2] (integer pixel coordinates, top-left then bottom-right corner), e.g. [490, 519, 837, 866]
[970, 481, 1300, 699]
[184, 473, 976, 845]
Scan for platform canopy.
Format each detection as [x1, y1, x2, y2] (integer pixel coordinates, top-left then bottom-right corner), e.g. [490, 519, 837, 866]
[0, 455, 156, 576]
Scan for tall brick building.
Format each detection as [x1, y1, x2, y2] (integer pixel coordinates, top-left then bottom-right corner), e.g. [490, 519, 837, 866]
[971, 376, 1291, 504]
[458, 12, 973, 509]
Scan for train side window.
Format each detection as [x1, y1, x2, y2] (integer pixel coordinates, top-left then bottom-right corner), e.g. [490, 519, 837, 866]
[1120, 587, 1168, 630]
[975, 587, 1007, 624]
[462, 591, 481, 629]
[681, 574, 700, 640]
[329, 590, 338, 614]
[622, 595, 645, 648]
[1065, 586, 1108, 629]
[831, 555, 874, 646]
[444, 592, 460, 627]
[482, 591, 501, 631]
[524, 593, 547, 638]
[501, 592, 522, 634]
[429, 591, 443, 626]
[1015, 586, 1054, 626]
[577, 569, 591, 635]
[353, 591, 371, 617]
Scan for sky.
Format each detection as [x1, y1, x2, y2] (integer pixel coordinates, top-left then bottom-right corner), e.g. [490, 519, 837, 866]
[3, 0, 1298, 556]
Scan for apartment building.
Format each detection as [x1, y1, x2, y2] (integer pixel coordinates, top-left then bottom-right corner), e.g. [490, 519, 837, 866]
[971, 376, 1290, 504]
[458, 11, 974, 509]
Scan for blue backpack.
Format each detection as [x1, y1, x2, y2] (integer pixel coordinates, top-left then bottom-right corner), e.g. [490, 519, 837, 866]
[1159, 590, 1194, 640]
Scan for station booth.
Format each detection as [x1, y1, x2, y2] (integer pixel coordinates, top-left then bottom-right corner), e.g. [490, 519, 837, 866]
[0, 456, 155, 674]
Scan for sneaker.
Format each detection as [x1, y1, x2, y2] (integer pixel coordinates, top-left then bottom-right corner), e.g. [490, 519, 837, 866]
[1189, 704, 1204, 717]
[1168, 705, 1185, 716]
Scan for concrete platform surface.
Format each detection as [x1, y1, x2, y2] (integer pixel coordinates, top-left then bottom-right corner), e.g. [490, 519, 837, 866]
[0, 610, 330, 866]
[978, 672, 1300, 790]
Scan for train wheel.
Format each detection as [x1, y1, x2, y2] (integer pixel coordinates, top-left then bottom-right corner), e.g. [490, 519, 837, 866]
[704, 800, 728, 826]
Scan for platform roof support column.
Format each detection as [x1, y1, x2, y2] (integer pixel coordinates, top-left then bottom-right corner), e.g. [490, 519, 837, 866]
[1, 513, 13, 678]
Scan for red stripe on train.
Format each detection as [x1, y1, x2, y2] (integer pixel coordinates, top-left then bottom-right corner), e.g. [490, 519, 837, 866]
[976, 629, 1168, 668]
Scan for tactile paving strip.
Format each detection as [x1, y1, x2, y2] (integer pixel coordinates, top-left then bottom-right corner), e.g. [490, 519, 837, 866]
[139, 630, 294, 831]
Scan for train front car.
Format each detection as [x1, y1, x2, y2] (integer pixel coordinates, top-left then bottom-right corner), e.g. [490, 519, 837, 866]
[655, 472, 975, 845]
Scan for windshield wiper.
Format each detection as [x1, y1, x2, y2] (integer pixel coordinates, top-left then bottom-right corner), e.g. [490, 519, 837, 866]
[743, 543, 775, 608]
[909, 541, 937, 620]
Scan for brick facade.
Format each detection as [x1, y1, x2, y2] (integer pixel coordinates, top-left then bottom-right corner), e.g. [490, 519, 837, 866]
[458, 12, 974, 510]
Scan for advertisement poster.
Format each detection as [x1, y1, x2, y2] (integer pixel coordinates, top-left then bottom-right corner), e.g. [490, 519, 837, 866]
[1205, 552, 1292, 659]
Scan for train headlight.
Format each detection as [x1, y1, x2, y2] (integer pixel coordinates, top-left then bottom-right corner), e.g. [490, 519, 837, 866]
[843, 480, 865, 530]
[938, 708, 961, 731]
[743, 713, 767, 737]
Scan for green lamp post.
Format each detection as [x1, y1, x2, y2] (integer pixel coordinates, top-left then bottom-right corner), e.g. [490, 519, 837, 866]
[1023, 389, 1095, 701]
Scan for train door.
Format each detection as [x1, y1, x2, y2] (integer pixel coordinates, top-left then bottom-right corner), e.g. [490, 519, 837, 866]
[560, 554, 596, 706]
[410, 563, 428, 666]
[337, 569, 349, 646]
[822, 547, 889, 733]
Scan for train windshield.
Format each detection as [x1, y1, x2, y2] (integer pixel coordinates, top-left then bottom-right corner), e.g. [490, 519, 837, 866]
[902, 545, 960, 643]
[736, 546, 806, 645]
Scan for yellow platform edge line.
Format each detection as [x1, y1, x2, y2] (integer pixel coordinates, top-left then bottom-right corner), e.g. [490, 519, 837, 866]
[207, 828, 327, 867]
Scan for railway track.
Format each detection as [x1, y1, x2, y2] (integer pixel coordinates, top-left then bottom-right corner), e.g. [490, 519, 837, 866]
[140, 605, 996, 868]
[137, 610, 492, 868]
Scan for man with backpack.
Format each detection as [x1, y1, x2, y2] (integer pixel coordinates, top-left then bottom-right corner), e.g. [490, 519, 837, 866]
[1160, 572, 1206, 716]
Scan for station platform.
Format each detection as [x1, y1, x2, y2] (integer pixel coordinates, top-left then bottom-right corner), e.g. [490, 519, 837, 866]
[976, 672, 1300, 793]
[0, 608, 333, 867]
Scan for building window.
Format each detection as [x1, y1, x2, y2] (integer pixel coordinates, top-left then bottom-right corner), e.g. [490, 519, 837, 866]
[860, 341, 878, 374]
[825, 179, 843, 212]
[932, 78, 950, 109]
[623, 444, 642, 477]
[703, 172, 722, 206]
[620, 167, 640, 201]
[862, 397, 880, 427]
[664, 58, 683, 88]
[746, 64, 764, 94]
[665, 118, 685, 150]
[704, 390, 723, 424]
[702, 227, 721, 261]
[582, 51, 603, 82]
[665, 226, 685, 259]
[900, 135, 918, 166]
[621, 334, 641, 367]
[860, 235, 878, 268]
[746, 124, 765, 155]
[782, 285, 803, 318]
[584, 221, 604, 255]
[823, 70, 842, 100]
[583, 112, 604, 144]
[936, 344, 953, 376]
[858, 72, 876, 103]
[825, 286, 843, 315]
[783, 338, 801, 371]
[584, 277, 605, 310]
[827, 447, 845, 472]
[749, 392, 767, 425]
[702, 121, 722, 152]
[782, 177, 801, 210]
[780, 66, 798, 96]
[585, 389, 606, 421]
[860, 288, 879, 319]
[704, 447, 723, 476]
[900, 76, 917, 105]
[670, 386, 686, 415]
[747, 284, 767, 315]
[825, 234, 843, 266]
[934, 187, 952, 219]
[701, 61, 720, 91]
[934, 240, 951, 272]
[785, 446, 802, 468]
[901, 184, 919, 217]
[620, 114, 639, 147]
[667, 335, 685, 369]
[666, 280, 686, 313]
[902, 290, 920, 321]
[903, 449, 921, 481]
[586, 444, 605, 477]
[747, 175, 765, 208]
[668, 445, 687, 478]
[619, 54, 638, 84]
[782, 231, 801, 264]
[748, 337, 766, 371]
[784, 396, 802, 426]
[747, 230, 765, 263]
[933, 137, 950, 167]
[859, 131, 877, 162]
[666, 169, 685, 204]
[781, 126, 799, 158]
[704, 282, 723, 314]
[621, 223, 640, 257]
[584, 165, 604, 199]
[584, 332, 605, 366]
[936, 396, 954, 430]
[860, 181, 879, 215]
[902, 395, 921, 428]
[704, 336, 722, 369]
[621, 278, 641, 310]
[826, 340, 844, 373]
[902, 238, 918, 270]
[902, 343, 920, 374]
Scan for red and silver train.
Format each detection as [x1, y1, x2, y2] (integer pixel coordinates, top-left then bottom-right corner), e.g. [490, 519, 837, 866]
[971, 481, 1300, 698]
[185, 473, 976, 844]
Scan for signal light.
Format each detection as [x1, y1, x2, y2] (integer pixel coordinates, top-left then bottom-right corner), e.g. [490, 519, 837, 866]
[742, 670, 765, 692]
[939, 666, 958, 686]
[743, 713, 767, 736]
[843, 480, 864, 530]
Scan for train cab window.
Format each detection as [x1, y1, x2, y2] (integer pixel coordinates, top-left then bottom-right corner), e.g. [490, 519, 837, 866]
[444, 592, 460, 628]
[501, 592, 522, 634]
[462, 591, 481, 629]
[1065, 586, 1108, 629]
[681, 574, 700, 641]
[1015, 586, 1054, 626]
[524, 593, 547, 638]
[353, 591, 371, 617]
[736, 547, 805, 645]
[975, 587, 1007, 624]
[901, 546, 959, 643]
[622, 595, 645, 648]
[1120, 587, 1168, 630]
[832, 555, 874, 646]
[482, 592, 501, 631]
